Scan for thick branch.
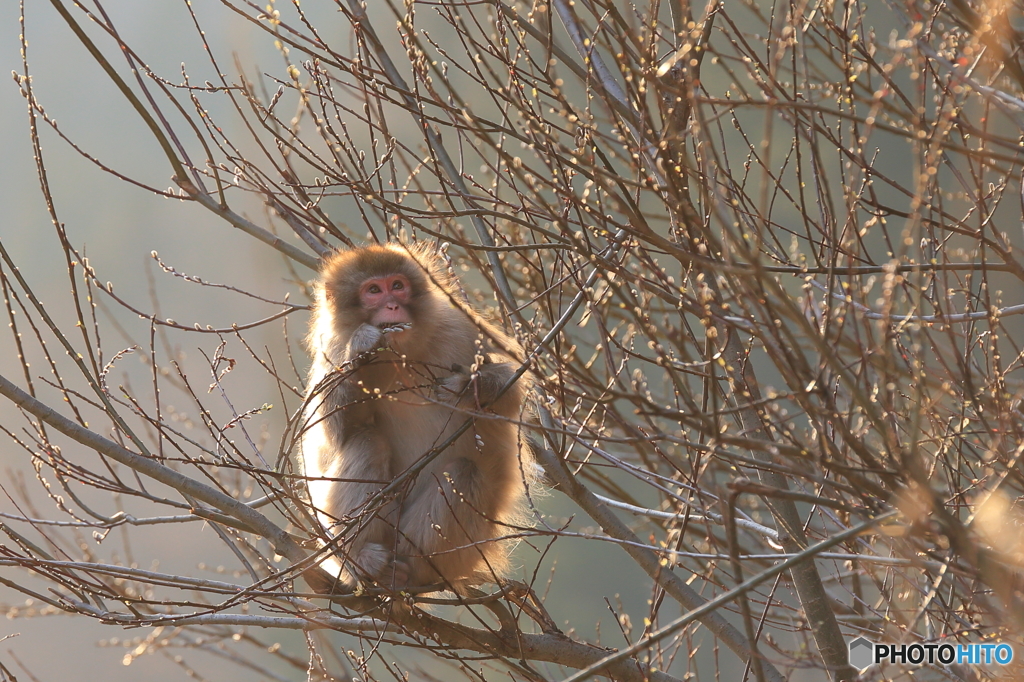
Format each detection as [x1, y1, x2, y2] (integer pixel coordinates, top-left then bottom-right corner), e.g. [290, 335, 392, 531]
[68, 601, 683, 682]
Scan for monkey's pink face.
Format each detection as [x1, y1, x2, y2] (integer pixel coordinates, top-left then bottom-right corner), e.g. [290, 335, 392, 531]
[360, 274, 414, 327]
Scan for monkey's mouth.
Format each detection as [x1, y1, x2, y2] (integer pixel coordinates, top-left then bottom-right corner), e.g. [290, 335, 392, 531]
[379, 322, 412, 334]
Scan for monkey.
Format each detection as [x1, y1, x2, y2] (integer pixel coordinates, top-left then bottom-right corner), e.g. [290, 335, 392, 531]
[298, 243, 532, 594]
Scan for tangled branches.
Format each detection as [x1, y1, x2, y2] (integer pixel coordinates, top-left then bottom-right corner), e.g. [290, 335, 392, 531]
[5, 0, 1024, 679]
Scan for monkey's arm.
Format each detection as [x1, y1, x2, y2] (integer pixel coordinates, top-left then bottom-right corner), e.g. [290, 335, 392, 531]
[320, 323, 393, 432]
[303, 322, 386, 438]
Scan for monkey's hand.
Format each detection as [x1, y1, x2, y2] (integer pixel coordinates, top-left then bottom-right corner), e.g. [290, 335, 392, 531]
[435, 362, 518, 409]
[347, 323, 387, 360]
[433, 365, 472, 404]
[474, 362, 519, 408]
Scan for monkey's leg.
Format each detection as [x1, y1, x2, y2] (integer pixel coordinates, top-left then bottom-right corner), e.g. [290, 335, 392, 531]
[396, 457, 506, 590]
[313, 426, 404, 586]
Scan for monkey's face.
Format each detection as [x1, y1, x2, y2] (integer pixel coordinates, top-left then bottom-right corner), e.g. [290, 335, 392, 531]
[359, 273, 414, 327]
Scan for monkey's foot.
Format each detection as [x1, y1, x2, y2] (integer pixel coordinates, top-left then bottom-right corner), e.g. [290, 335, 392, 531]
[350, 542, 392, 580]
[348, 545, 413, 592]
[375, 557, 411, 591]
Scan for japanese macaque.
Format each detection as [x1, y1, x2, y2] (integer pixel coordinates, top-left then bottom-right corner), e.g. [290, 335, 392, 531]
[299, 243, 531, 593]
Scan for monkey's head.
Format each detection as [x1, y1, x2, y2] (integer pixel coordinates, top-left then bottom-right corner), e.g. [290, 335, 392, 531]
[318, 243, 456, 341]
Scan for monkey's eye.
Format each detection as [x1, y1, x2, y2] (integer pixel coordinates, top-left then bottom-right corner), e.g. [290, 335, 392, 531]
[392, 280, 405, 291]
[367, 284, 382, 294]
